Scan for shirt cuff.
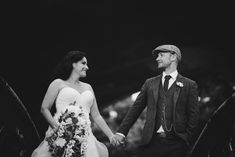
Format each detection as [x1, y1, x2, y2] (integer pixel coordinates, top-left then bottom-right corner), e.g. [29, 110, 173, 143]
[116, 132, 126, 138]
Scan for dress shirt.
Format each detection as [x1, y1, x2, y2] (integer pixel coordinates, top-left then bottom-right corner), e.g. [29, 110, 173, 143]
[161, 70, 178, 90]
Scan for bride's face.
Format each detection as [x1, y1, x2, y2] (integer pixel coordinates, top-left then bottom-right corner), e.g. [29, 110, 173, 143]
[73, 57, 89, 78]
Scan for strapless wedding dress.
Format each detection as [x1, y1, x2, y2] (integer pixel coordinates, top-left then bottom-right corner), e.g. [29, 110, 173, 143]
[31, 87, 108, 157]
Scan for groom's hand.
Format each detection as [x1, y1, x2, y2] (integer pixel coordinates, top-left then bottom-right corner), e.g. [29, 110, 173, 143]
[114, 133, 126, 147]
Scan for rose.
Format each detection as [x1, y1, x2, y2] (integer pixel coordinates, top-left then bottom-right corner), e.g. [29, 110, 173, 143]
[55, 138, 66, 147]
[176, 81, 183, 87]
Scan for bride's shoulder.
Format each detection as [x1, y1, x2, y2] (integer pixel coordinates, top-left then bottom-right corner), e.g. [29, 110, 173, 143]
[50, 78, 64, 85]
[80, 81, 90, 87]
[49, 79, 65, 89]
[80, 82, 93, 91]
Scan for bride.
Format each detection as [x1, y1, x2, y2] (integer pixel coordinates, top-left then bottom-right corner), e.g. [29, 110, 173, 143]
[31, 50, 118, 157]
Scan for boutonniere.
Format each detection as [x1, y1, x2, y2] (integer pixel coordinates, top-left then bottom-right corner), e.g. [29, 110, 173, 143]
[176, 81, 184, 87]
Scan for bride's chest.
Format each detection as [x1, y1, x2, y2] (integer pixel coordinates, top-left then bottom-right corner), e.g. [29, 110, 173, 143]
[56, 87, 94, 108]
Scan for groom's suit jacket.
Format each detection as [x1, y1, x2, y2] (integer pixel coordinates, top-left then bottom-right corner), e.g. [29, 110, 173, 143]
[118, 74, 199, 147]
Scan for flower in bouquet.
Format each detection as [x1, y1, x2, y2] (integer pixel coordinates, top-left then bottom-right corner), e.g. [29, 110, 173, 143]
[45, 103, 90, 157]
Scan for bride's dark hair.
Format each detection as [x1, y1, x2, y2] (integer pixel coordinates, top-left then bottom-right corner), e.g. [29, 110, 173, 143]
[51, 50, 86, 80]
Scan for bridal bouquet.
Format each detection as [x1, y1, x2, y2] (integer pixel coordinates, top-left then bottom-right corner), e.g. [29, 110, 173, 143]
[45, 104, 90, 157]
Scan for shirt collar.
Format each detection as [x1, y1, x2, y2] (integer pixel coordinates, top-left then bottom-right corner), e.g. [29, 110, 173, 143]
[162, 70, 178, 80]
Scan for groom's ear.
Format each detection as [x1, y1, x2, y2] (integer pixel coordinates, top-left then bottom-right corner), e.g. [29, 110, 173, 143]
[170, 53, 177, 62]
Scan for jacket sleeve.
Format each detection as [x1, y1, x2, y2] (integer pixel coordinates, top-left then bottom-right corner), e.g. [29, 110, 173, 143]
[117, 80, 148, 136]
[186, 81, 200, 146]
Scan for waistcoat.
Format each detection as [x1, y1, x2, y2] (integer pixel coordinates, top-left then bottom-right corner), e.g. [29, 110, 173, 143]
[155, 81, 177, 133]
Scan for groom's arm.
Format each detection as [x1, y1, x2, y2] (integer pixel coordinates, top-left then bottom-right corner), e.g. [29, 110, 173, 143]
[116, 132, 125, 137]
[117, 80, 148, 136]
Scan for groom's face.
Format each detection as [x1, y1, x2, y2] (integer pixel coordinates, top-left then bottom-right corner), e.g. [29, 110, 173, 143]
[156, 51, 173, 69]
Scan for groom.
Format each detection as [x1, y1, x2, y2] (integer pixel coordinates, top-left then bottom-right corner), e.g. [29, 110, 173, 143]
[115, 44, 199, 157]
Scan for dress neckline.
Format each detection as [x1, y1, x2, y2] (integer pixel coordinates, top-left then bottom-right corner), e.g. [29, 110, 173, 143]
[59, 86, 92, 95]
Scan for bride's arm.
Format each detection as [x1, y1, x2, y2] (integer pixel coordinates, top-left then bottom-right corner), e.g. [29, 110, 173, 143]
[40, 79, 61, 130]
[90, 98, 114, 138]
[89, 85, 118, 145]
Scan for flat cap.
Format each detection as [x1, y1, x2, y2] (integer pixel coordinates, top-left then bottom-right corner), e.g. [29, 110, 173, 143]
[152, 44, 181, 61]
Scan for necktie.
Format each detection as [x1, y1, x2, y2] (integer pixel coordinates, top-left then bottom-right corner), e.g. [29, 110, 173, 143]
[163, 75, 171, 92]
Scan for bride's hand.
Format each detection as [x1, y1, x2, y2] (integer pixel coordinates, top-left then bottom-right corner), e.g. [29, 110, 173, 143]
[52, 123, 59, 132]
[109, 134, 119, 147]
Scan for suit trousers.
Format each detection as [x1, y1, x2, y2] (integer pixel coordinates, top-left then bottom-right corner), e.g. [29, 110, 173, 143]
[138, 133, 188, 157]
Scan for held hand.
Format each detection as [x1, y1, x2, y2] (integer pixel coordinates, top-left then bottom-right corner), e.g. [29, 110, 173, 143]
[109, 134, 120, 147]
[114, 133, 126, 147]
[52, 123, 59, 132]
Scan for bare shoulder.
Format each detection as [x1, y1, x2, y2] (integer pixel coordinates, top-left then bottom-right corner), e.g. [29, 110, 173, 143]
[80, 81, 93, 91]
[48, 79, 64, 90]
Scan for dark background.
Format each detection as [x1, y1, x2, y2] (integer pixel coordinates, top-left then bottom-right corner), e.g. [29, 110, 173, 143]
[1, 1, 234, 137]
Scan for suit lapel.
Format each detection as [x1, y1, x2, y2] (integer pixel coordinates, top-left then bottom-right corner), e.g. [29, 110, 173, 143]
[173, 74, 183, 108]
[152, 75, 161, 104]
[152, 74, 183, 107]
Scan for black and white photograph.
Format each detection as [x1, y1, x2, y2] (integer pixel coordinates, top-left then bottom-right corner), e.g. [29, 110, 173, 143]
[1, 1, 234, 157]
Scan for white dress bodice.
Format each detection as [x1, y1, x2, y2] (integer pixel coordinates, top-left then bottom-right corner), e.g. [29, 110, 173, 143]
[53, 86, 94, 123]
